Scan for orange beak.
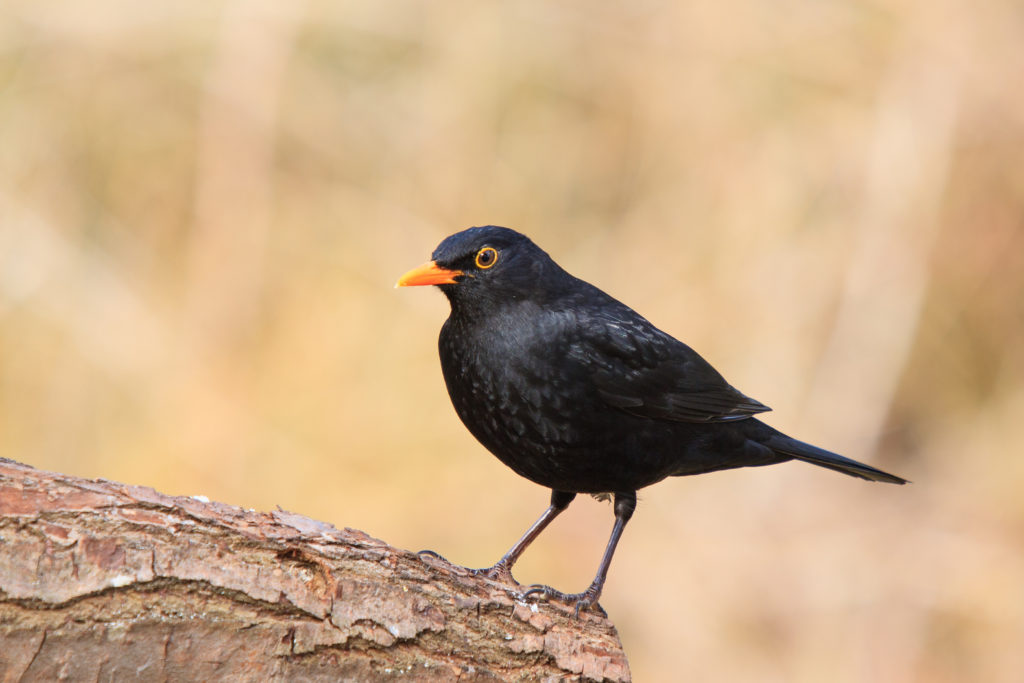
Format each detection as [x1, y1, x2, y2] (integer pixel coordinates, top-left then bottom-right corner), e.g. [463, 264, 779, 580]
[395, 261, 463, 287]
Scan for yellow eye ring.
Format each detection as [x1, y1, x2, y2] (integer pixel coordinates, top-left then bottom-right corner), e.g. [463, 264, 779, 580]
[475, 246, 498, 269]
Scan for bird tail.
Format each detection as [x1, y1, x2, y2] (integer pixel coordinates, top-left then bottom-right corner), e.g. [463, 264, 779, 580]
[766, 434, 908, 485]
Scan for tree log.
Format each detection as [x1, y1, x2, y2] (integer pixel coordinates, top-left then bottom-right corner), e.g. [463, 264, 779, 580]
[0, 459, 630, 682]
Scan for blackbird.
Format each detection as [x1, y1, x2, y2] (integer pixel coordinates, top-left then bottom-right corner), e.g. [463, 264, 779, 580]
[398, 225, 906, 613]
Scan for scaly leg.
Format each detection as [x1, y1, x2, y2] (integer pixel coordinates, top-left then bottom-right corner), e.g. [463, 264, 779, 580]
[419, 489, 576, 585]
[524, 490, 636, 615]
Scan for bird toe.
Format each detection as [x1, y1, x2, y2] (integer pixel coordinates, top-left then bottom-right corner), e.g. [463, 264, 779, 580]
[523, 584, 606, 617]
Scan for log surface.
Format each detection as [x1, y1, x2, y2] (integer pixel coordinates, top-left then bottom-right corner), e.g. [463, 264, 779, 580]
[0, 458, 630, 682]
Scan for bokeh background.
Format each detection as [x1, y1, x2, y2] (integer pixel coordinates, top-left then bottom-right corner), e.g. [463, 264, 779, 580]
[2, 1, 1022, 680]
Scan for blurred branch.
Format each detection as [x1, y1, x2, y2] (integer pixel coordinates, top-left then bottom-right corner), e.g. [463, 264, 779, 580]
[803, 43, 961, 454]
[0, 459, 630, 682]
[185, 1, 305, 354]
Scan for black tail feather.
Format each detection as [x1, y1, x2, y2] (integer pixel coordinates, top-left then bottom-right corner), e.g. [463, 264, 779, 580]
[767, 435, 908, 485]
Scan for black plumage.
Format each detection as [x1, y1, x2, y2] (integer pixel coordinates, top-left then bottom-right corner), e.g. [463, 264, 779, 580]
[398, 225, 906, 613]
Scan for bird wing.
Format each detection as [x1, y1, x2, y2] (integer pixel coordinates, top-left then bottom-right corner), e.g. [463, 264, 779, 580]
[571, 309, 771, 423]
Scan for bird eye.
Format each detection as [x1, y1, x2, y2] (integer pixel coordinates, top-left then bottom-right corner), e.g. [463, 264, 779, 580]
[475, 246, 498, 269]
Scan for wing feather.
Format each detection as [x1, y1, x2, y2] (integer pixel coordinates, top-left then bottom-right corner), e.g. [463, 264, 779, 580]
[571, 309, 770, 423]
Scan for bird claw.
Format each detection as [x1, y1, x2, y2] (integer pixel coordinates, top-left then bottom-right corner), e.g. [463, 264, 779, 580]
[522, 584, 606, 617]
[416, 549, 468, 572]
[416, 549, 450, 563]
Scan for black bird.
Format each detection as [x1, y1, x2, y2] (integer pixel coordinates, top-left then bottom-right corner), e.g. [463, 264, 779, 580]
[397, 225, 906, 613]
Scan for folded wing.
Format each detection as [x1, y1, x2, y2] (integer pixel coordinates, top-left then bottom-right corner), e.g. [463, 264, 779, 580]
[572, 310, 771, 423]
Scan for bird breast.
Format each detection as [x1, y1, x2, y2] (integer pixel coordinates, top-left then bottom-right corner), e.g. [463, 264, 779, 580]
[438, 307, 598, 458]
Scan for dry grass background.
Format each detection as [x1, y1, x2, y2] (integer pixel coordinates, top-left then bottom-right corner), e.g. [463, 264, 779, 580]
[2, 1, 1022, 680]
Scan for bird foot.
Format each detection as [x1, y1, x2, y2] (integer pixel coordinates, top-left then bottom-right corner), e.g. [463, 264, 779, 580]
[416, 548, 449, 563]
[416, 549, 466, 572]
[522, 583, 606, 617]
[468, 561, 518, 585]
[416, 551, 519, 586]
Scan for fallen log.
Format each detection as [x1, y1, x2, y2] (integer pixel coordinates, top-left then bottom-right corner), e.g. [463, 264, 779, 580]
[0, 458, 630, 681]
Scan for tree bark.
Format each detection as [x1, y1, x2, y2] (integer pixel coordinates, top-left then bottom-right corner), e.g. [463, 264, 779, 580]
[0, 459, 630, 682]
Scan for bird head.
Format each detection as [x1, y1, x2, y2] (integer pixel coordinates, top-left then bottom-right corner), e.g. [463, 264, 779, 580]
[396, 226, 569, 312]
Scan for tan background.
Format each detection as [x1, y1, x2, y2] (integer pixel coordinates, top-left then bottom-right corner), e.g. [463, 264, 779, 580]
[2, 1, 1022, 681]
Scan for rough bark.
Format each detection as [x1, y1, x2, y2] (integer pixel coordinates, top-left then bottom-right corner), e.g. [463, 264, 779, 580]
[0, 459, 630, 682]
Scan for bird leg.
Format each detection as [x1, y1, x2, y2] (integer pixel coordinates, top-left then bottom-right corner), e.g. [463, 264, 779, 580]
[469, 489, 576, 584]
[524, 491, 636, 616]
[418, 490, 576, 585]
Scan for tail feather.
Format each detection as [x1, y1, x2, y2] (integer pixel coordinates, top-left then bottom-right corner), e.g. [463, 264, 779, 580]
[767, 435, 908, 485]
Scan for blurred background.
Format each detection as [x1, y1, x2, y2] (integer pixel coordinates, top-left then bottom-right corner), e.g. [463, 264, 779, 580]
[2, 1, 1022, 680]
